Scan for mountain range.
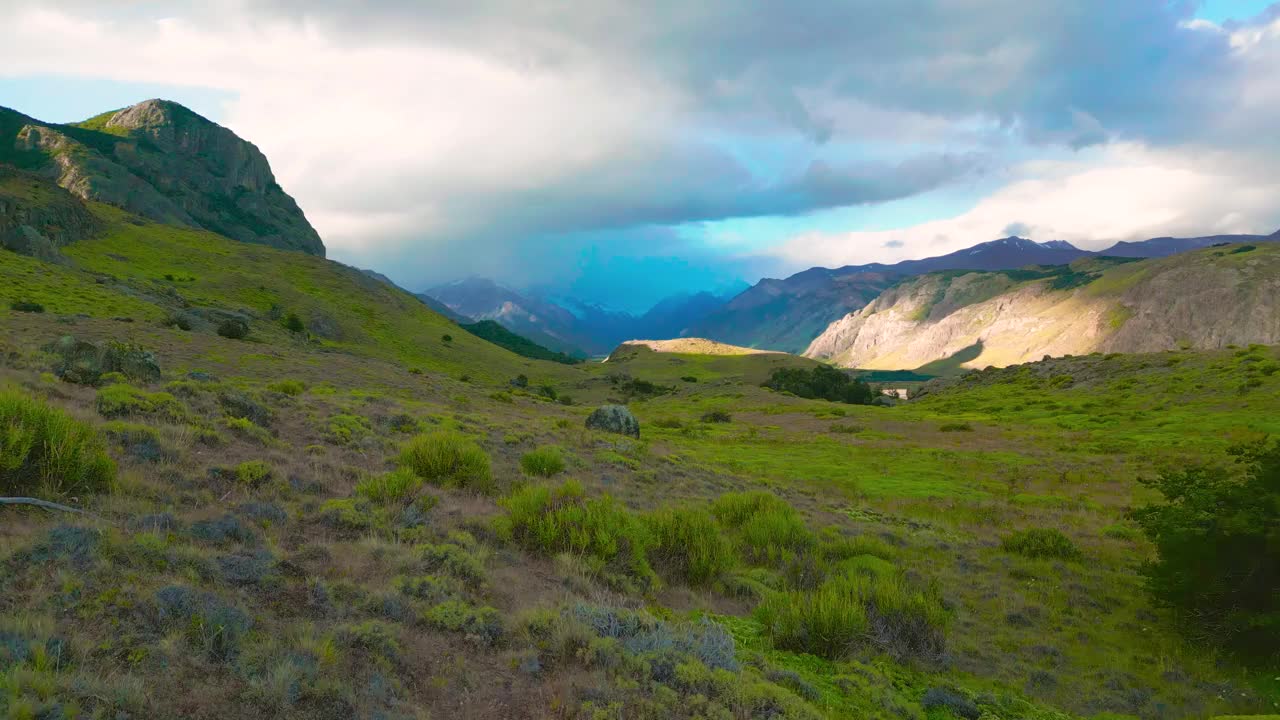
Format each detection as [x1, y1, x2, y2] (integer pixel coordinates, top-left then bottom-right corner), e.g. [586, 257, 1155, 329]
[420, 278, 733, 356]
[686, 233, 1280, 354]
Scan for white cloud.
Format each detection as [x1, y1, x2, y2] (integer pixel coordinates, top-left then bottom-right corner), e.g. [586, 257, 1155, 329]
[767, 143, 1280, 271]
[3, 1, 1280, 299]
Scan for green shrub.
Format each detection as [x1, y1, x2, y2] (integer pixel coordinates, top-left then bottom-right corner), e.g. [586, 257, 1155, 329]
[267, 379, 307, 396]
[644, 506, 735, 585]
[1001, 527, 1080, 560]
[496, 480, 655, 589]
[282, 313, 305, 333]
[355, 468, 423, 504]
[1130, 440, 1280, 659]
[236, 460, 273, 486]
[756, 571, 948, 662]
[326, 413, 372, 445]
[422, 600, 503, 646]
[94, 385, 185, 420]
[712, 491, 816, 567]
[700, 410, 732, 424]
[216, 318, 250, 339]
[224, 416, 273, 445]
[10, 301, 44, 313]
[939, 422, 973, 432]
[419, 542, 487, 588]
[828, 422, 863, 434]
[520, 446, 566, 477]
[399, 431, 495, 493]
[0, 389, 115, 496]
[763, 366, 874, 405]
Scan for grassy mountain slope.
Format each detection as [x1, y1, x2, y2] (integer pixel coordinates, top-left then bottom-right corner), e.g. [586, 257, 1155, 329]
[461, 319, 583, 364]
[807, 246, 1280, 370]
[1, 191, 566, 385]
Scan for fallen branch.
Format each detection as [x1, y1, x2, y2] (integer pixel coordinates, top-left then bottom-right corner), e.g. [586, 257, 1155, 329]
[0, 497, 91, 515]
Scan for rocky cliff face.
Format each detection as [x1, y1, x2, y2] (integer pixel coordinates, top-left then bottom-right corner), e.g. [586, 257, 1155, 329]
[806, 245, 1280, 370]
[0, 165, 103, 261]
[4, 100, 323, 255]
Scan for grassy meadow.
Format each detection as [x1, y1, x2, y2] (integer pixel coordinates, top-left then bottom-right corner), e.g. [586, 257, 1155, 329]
[1, 196, 1278, 718]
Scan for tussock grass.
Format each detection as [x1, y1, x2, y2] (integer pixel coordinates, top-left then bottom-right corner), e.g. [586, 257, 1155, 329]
[520, 445, 566, 477]
[399, 430, 494, 493]
[496, 480, 655, 589]
[644, 506, 736, 585]
[757, 571, 948, 663]
[355, 468, 423, 504]
[1001, 527, 1080, 560]
[1, 389, 115, 497]
[712, 491, 816, 567]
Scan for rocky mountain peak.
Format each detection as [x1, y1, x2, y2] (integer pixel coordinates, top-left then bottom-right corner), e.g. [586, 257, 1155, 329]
[0, 99, 325, 256]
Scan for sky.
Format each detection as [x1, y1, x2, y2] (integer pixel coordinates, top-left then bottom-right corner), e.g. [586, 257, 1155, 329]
[2, 1, 1279, 312]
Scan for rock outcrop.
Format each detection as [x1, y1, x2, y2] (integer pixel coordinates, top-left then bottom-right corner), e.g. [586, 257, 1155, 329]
[806, 245, 1280, 371]
[0, 165, 103, 260]
[4, 100, 323, 255]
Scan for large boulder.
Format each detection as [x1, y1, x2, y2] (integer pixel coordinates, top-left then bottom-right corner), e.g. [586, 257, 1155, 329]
[44, 336, 161, 385]
[585, 404, 640, 438]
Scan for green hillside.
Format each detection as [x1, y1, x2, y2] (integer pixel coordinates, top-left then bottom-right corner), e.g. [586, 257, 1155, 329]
[2, 116, 1278, 718]
[461, 319, 584, 364]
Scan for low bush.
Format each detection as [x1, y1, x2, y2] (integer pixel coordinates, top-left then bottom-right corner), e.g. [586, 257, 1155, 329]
[496, 480, 655, 589]
[326, 413, 372, 445]
[399, 431, 494, 493]
[756, 571, 948, 663]
[1001, 528, 1080, 560]
[418, 542, 487, 588]
[216, 318, 250, 339]
[282, 313, 305, 333]
[0, 389, 115, 496]
[828, 422, 863, 434]
[422, 600, 503, 646]
[224, 416, 273, 445]
[355, 468, 423, 504]
[939, 422, 973, 432]
[520, 446, 566, 477]
[94, 384, 185, 421]
[236, 460, 273, 486]
[700, 410, 732, 424]
[644, 506, 735, 585]
[10, 300, 44, 313]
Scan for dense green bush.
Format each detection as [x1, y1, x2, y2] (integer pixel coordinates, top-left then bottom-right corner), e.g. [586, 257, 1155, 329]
[1001, 527, 1080, 560]
[1130, 440, 1280, 659]
[700, 410, 732, 424]
[645, 506, 736, 585]
[10, 300, 44, 313]
[756, 571, 948, 663]
[1, 389, 116, 497]
[399, 430, 494, 493]
[763, 365, 874, 404]
[282, 313, 305, 333]
[235, 460, 273, 486]
[520, 445, 566, 477]
[496, 480, 655, 589]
